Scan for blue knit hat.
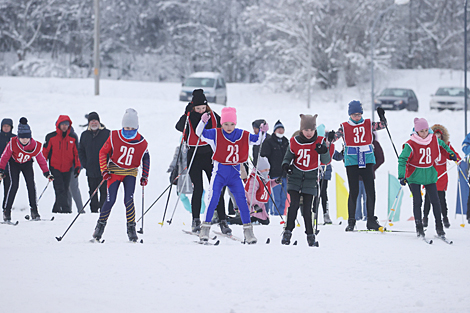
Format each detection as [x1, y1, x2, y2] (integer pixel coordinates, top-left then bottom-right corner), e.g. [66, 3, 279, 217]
[273, 120, 284, 132]
[348, 100, 363, 116]
[18, 117, 31, 139]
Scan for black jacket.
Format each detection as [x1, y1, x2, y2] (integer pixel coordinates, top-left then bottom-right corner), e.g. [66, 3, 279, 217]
[79, 125, 110, 177]
[253, 133, 271, 166]
[260, 134, 288, 178]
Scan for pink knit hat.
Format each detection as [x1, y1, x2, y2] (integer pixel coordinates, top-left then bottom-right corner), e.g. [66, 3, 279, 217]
[414, 118, 429, 132]
[221, 107, 237, 125]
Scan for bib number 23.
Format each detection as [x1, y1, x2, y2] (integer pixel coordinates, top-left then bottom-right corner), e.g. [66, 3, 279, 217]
[226, 145, 239, 164]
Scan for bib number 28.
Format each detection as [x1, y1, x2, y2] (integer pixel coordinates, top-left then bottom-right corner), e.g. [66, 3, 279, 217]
[419, 147, 432, 165]
[117, 146, 135, 166]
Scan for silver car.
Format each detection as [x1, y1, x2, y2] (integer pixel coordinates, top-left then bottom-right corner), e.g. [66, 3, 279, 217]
[430, 87, 470, 111]
[179, 72, 227, 105]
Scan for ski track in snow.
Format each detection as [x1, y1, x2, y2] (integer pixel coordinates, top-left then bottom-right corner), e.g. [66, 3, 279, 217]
[0, 70, 469, 313]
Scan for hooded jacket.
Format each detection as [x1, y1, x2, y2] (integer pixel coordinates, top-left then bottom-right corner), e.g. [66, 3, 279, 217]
[43, 115, 81, 173]
[0, 119, 15, 157]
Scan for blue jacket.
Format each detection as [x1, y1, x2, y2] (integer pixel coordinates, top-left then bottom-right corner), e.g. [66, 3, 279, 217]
[463, 132, 470, 156]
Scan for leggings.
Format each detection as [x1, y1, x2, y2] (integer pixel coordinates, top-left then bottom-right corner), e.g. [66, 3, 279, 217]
[286, 191, 314, 235]
[409, 183, 442, 227]
[99, 175, 136, 223]
[346, 164, 376, 223]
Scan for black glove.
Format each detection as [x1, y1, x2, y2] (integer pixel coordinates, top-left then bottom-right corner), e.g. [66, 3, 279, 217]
[399, 178, 407, 186]
[376, 107, 387, 123]
[449, 153, 458, 161]
[314, 143, 328, 154]
[282, 163, 293, 175]
[327, 130, 335, 142]
[74, 167, 80, 178]
[275, 177, 282, 184]
[185, 103, 194, 114]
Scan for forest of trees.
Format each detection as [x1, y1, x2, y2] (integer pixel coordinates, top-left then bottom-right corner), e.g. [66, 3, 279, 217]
[0, 0, 467, 92]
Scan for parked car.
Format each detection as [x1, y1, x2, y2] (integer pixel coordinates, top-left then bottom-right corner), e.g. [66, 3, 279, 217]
[374, 88, 419, 111]
[179, 72, 227, 105]
[430, 87, 470, 111]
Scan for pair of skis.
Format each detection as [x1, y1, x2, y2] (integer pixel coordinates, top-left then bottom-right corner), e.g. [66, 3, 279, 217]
[1, 215, 54, 226]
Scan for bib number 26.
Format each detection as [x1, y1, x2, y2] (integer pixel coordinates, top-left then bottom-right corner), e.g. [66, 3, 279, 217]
[117, 146, 135, 166]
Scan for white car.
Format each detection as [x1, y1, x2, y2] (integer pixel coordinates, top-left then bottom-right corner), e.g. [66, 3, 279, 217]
[430, 87, 470, 111]
[179, 72, 227, 105]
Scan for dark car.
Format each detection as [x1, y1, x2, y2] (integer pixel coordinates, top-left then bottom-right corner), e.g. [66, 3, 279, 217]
[374, 88, 419, 111]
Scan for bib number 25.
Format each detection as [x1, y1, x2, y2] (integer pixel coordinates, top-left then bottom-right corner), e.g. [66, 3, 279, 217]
[297, 149, 311, 167]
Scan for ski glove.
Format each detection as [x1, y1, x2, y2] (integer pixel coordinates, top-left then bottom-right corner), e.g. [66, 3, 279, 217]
[376, 107, 387, 123]
[102, 170, 111, 181]
[260, 123, 269, 133]
[327, 130, 336, 142]
[74, 167, 80, 178]
[399, 178, 407, 186]
[44, 171, 54, 182]
[201, 112, 211, 124]
[449, 153, 458, 161]
[314, 143, 328, 154]
[275, 177, 282, 184]
[282, 163, 293, 175]
[140, 177, 148, 187]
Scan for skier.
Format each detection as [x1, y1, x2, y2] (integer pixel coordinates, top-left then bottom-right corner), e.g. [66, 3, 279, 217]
[280, 114, 331, 246]
[175, 89, 230, 234]
[312, 125, 344, 224]
[195, 107, 268, 244]
[335, 101, 388, 231]
[92, 109, 150, 242]
[398, 118, 457, 239]
[423, 124, 461, 228]
[0, 118, 15, 210]
[0, 118, 54, 221]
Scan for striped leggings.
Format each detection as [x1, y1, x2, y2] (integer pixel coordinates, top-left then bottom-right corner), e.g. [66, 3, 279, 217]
[98, 174, 136, 223]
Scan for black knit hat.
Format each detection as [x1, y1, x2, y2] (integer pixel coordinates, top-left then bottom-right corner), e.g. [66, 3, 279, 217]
[273, 120, 284, 132]
[252, 119, 266, 129]
[1, 118, 13, 130]
[18, 117, 31, 139]
[191, 89, 207, 106]
[88, 111, 100, 122]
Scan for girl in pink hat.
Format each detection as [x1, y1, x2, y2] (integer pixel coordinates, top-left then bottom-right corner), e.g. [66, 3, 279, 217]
[196, 107, 268, 244]
[398, 117, 457, 240]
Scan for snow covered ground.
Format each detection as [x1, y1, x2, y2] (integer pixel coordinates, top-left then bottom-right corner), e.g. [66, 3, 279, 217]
[0, 69, 469, 313]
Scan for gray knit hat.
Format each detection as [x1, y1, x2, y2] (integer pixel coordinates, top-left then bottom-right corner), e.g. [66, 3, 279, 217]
[299, 114, 317, 131]
[122, 108, 139, 129]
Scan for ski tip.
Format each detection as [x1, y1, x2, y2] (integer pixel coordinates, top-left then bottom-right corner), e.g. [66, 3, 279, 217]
[214, 240, 220, 246]
[339, 221, 342, 225]
[50, 216, 55, 221]
[429, 240, 433, 244]
[25, 215, 30, 220]
[266, 238, 271, 244]
[293, 240, 298, 246]
[140, 239, 144, 244]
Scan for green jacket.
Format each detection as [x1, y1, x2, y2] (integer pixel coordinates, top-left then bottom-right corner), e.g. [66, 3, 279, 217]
[398, 137, 454, 185]
[282, 135, 331, 195]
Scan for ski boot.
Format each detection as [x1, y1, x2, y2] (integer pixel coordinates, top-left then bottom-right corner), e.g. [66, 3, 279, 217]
[127, 221, 138, 242]
[415, 220, 425, 237]
[423, 216, 428, 228]
[3, 210, 11, 222]
[323, 211, 332, 224]
[443, 216, 450, 228]
[436, 222, 446, 238]
[93, 220, 107, 240]
[199, 222, 211, 242]
[345, 220, 355, 232]
[243, 223, 257, 244]
[211, 211, 220, 224]
[366, 216, 383, 231]
[219, 220, 232, 235]
[191, 218, 201, 233]
[30, 208, 41, 220]
[307, 234, 317, 247]
[281, 230, 292, 245]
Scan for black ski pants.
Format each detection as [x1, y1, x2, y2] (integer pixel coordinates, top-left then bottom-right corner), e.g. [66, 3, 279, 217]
[346, 163, 376, 224]
[424, 190, 448, 219]
[313, 179, 329, 214]
[286, 191, 314, 235]
[87, 176, 107, 213]
[4, 160, 37, 213]
[187, 149, 226, 220]
[51, 167, 72, 213]
[2, 164, 11, 209]
[410, 183, 443, 227]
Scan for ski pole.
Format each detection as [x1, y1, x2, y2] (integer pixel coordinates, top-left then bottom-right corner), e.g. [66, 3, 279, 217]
[250, 129, 265, 213]
[37, 180, 51, 204]
[136, 183, 172, 223]
[138, 186, 144, 234]
[279, 180, 301, 227]
[166, 192, 181, 225]
[457, 169, 466, 228]
[386, 185, 404, 226]
[376, 108, 399, 159]
[312, 164, 325, 235]
[55, 179, 105, 242]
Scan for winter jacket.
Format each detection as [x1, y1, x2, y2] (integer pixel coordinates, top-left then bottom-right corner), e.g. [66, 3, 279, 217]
[43, 115, 81, 173]
[0, 137, 49, 174]
[78, 124, 110, 177]
[260, 134, 289, 178]
[462, 132, 470, 156]
[282, 134, 331, 195]
[398, 134, 454, 185]
[168, 145, 192, 194]
[253, 133, 271, 166]
[175, 109, 221, 155]
[0, 119, 15, 171]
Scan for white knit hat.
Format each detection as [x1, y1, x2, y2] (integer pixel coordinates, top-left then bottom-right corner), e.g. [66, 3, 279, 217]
[257, 157, 270, 172]
[122, 108, 139, 129]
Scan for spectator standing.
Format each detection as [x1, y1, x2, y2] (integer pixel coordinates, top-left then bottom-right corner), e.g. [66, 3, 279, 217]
[0, 118, 15, 209]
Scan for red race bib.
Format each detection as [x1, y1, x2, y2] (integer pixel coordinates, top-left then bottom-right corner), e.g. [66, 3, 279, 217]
[342, 119, 373, 147]
[109, 130, 148, 169]
[212, 128, 249, 165]
[289, 136, 324, 171]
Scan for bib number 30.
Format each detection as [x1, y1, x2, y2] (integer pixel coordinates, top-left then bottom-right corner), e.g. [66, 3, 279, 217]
[117, 146, 135, 166]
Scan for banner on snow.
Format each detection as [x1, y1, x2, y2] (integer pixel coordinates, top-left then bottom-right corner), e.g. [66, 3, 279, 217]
[456, 160, 469, 215]
[388, 173, 403, 222]
[336, 173, 348, 220]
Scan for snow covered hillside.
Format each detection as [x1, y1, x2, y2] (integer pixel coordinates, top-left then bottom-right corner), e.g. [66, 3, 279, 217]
[0, 69, 469, 313]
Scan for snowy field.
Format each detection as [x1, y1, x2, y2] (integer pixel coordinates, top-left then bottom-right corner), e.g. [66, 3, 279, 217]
[0, 69, 469, 313]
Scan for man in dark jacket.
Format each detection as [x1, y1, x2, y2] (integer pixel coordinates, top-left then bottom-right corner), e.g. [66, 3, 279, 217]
[43, 115, 81, 213]
[0, 118, 15, 209]
[261, 120, 289, 215]
[78, 112, 110, 213]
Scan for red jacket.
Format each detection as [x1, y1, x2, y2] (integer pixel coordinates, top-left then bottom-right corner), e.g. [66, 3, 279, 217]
[435, 142, 461, 191]
[42, 115, 81, 173]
